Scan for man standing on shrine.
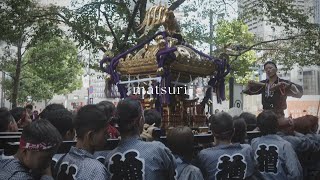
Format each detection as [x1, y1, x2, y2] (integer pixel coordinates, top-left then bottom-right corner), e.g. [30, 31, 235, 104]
[243, 61, 303, 118]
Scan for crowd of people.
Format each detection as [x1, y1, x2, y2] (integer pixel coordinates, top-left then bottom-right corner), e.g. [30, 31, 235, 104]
[0, 97, 319, 180]
[0, 59, 320, 180]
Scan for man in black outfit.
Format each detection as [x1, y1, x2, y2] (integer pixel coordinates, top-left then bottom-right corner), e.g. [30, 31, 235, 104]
[243, 61, 303, 118]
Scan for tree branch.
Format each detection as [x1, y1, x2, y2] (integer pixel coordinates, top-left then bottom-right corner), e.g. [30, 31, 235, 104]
[122, 0, 141, 48]
[56, 12, 106, 52]
[21, 48, 27, 57]
[1, 71, 14, 79]
[251, 48, 286, 51]
[222, 0, 227, 14]
[221, 0, 237, 14]
[76, 0, 131, 15]
[19, 76, 33, 81]
[228, 34, 306, 56]
[101, 11, 119, 49]
[21, 60, 30, 68]
[168, 0, 186, 11]
[139, 0, 147, 24]
[132, 0, 147, 39]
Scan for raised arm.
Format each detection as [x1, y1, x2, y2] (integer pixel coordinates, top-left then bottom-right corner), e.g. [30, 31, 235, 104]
[272, 81, 303, 98]
[242, 80, 265, 95]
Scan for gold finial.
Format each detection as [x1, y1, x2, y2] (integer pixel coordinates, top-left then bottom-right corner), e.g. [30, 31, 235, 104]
[126, 53, 133, 60]
[105, 74, 112, 81]
[156, 67, 164, 75]
[144, 44, 149, 50]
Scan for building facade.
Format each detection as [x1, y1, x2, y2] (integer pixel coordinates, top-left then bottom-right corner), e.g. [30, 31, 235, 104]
[315, 0, 320, 24]
[238, 0, 319, 96]
[238, 0, 314, 40]
[238, 0, 319, 117]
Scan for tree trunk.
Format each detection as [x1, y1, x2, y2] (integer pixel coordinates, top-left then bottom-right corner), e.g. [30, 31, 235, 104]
[11, 41, 23, 108]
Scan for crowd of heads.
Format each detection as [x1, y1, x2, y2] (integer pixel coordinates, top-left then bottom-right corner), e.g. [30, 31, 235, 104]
[0, 99, 319, 179]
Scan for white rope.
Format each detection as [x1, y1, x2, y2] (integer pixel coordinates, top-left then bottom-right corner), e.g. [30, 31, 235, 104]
[119, 77, 161, 84]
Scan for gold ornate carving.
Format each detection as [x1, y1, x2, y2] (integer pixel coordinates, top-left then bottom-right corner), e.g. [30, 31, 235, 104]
[117, 39, 216, 76]
[138, 5, 180, 37]
[117, 5, 216, 76]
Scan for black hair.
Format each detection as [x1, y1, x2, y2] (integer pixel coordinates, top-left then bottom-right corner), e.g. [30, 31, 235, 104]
[21, 119, 62, 152]
[232, 117, 247, 144]
[74, 105, 108, 139]
[45, 109, 74, 138]
[144, 109, 161, 128]
[257, 110, 279, 135]
[25, 104, 33, 110]
[116, 98, 142, 133]
[239, 112, 257, 131]
[263, 61, 277, 70]
[167, 126, 194, 161]
[10, 107, 25, 123]
[210, 112, 234, 140]
[97, 101, 115, 121]
[0, 107, 14, 132]
[39, 104, 65, 119]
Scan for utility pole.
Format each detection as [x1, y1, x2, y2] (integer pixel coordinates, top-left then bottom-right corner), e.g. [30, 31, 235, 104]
[209, 10, 214, 114]
[87, 51, 92, 105]
[209, 10, 213, 57]
[0, 71, 5, 107]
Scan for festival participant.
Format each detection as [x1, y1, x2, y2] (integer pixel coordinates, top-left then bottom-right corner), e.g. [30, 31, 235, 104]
[53, 105, 110, 179]
[239, 112, 257, 131]
[232, 117, 247, 144]
[0, 107, 18, 132]
[144, 109, 162, 128]
[167, 126, 204, 180]
[40, 106, 75, 170]
[277, 117, 318, 153]
[97, 101, 120, 139]
[140, 109, 163, 141]
[39, 104, 65, 119]
[32, 110, 39, 120]
[197, 112, 258, 180]
[242, 61, 303, 118]
[0, 120, 62, 179]
[45, 108, 75, 141]
[25, 104, 33, 120]
[251, 110, 302, 180]
[10, 107, 32, 128]
[104, 98, 176, 180]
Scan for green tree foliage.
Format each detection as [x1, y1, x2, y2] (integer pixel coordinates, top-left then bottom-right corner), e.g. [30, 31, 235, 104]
[1, 37, 82, 104]
[56, 0, 186, 54]
[213, 20, 257, 84]
[238, 0, 320, 70]
[0, 0, 62, 107]
[176, 0, 237, 45]
[57, 0, 318, 70]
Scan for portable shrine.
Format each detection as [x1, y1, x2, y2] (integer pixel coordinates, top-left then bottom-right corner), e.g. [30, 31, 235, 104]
[100, 5, 230, 129]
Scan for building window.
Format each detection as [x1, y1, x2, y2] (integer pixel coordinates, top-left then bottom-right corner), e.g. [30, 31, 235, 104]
[303, 71, 313, 75]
